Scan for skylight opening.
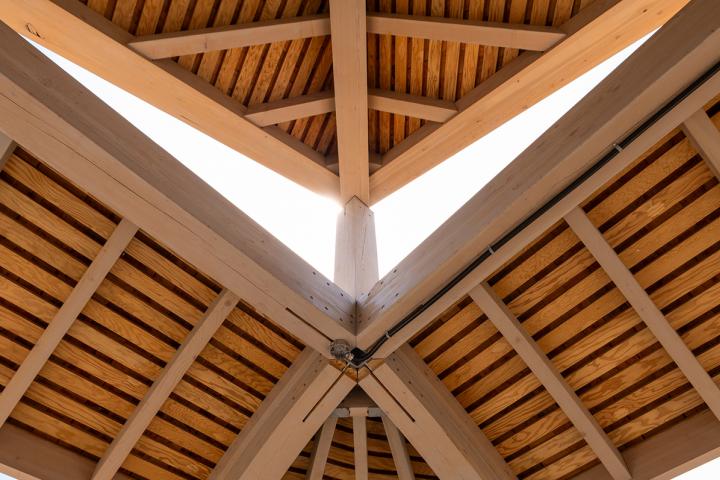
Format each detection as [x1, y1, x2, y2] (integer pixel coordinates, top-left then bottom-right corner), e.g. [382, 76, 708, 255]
[372, 32, 655, 277]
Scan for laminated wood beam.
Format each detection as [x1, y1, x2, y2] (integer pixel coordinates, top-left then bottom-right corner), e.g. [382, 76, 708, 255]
[334, 197, 378, 299]
[0, 24, 355, 356]
[209, 349, 355, 479]
[359, 345, 515, 480]
[0, 130, 15, 171]
[368, 89, 458, 123]
[0, 218, 137, 428]
[382, 415, 416, 480]
[329, 0, 370, 204]
[353, 416, 369, 480]
[469, 282, 630, 480]
[91, 289, 240, 480]
[245, 91, 335, 127]
[369, 0, 692, 204]
[366, 13, 565, 51]
[356, 0, 720, 355]
[128, 14, 331, 59]
[0, 0, 340, 199]
[682, 109, 720, 178]
[564, 206, 720, 421]
[306, 417, 338, 480]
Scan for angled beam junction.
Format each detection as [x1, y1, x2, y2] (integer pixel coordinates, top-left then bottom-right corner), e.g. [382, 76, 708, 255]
[306, 416, 338, 480]
[353, 416, 369, 480]
[209, 349, 354, 479]
[91, 289, 240, 480]
[359, 345, 515, 480]
[0, 130, 15, 171]
[356, 0, 720, 355]
[564, 206, 720, 421]
[469, 282, 630, 480]
[0, 218, 137, 427]
[382, 415, 416, 480]
[682, 109, 720, 178]
[366, 12, 565, 51]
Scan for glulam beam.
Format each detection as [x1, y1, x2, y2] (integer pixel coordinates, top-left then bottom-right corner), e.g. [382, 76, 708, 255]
[0, 130, 15, 171]
[305, 417, 338, 480]
[382, 415, 416, 480]
[682, 109, 720, 178]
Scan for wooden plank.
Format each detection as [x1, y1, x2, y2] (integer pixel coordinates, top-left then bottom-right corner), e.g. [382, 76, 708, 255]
[245, 91, 334, 127]
[382, 415, 416, 480]
[329, 0, 370, 203]
[0, 218, 137, 427]
[334, 197, 378, 299]
[564, 206, 720, 421]
[369, 0, 693, 204]
[356, 0, 720, 354]
[359, 345, 515, 480]
[368, 89, 458, 123]
[353, 416, 369, 480]
[209, 349, 354, 479]
[0, 24, 355, 355]
[682, 109, 720, 178]
[469, 282, 630, 480]
[0, 130, 15, 171]
[128, 13, 331, 59]
[306, 416, 338, 480]
[366, 12, 564, 51]
[91, 289, 240, 480]
[0, 0, 340, 199]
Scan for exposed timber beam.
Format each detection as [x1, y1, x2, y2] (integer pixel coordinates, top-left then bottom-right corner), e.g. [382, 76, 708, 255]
[245, 91, 335, 127]
[469, 282, 630, 480]
[329, 0, 370, 204]
[382, 415, 416, 480]
[91, 289, 240, 480]
[366, 12, 565, 51]
[369, 0, 692, 204]
[306, 416, 338, 480]
[353, 416, 369, 480]
[0, 0, 339, 199]
[564, 206, 720, 420]
[0, 218, 137, 428]
[682, 109, 720, 178]
[0, 25, 355, 355]
[128, 14, 331, 59]
[0, 130, 15, 171]
[368, 89, 458, 123]
[356, 0, 720, 354]
[359, 345, 515, 480]
[334, 197, 378, 299]
[209, 349, 354, 479]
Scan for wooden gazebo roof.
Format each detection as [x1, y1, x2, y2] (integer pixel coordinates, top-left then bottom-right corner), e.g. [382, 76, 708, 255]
[1, 1, 720, 480]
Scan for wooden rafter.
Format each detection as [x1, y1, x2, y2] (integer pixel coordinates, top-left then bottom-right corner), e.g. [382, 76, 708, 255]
[329, 0, 370, 204]
[0, 218, 137, 427]
[0, 0, 340, 199]
[209, 350, 354, 479]
[368, 89, 458, 123]
[382, 415, 416, 480]
[0, 24, 355, 355]
[353, 416, 369, 480]
[306, 417, 338, 480]
[0, 130, 15, 171]
[369, 0, 692, 204]
[564, 206, 720, 421]
[356, 0, 720, 354]
[470, 282, 630, 480]
[91, 289, 240, 480]
[244, 91, 335, 127]
[683, 109, 720, 178]
[359, 345, 515, 480]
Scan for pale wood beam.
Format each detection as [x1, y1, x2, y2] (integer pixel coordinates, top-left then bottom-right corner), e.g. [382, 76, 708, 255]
[128, 14, 331, 59]
[368, 89, 458, 123]
[353, 416, 369, 480]
[356, 0, 720, 354]
[306, 416, 338, 480]
[0, 0, 339, 199]
[359, 345, 515, 480]
[209, 350, 355, 479]
[334, 197, 379, 300]
[564, 206, 720, 420]
[682, 109, 720, 178]
[91, 289, 240, 480]
[0, 130, 15, 171]
[245, 91, 335, 127]
[381, 415, 416, 480]
[0, 24, 355, 355]
[369, 0, 692, 204]
[469, 282, 630, 480]
[0, 219, 137, 428]
[366, 12, 565, 51]
[329, 0, 370, 204]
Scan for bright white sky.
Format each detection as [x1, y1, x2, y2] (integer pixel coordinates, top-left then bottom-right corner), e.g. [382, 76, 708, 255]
[5, 24, 719, 480]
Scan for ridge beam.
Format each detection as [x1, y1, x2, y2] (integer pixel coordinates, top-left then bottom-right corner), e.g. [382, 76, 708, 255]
[334, 197, 378, 300]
